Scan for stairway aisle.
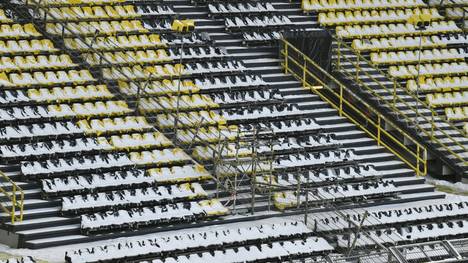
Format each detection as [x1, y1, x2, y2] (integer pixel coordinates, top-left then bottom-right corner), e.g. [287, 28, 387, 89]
[170, 0, 446, 210]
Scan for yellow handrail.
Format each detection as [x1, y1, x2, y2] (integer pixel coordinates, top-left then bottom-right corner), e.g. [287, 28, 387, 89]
[281, 39, 427, 176]
[333, 37, 468, 169]
[0, 171, 24, 224]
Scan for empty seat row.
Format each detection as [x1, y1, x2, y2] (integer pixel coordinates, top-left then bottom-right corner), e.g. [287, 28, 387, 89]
[209, 2, 275, 15]
[176, 125, 240, 144]
[139, 94, 218, 113]
[302, 0, 425, 11]
[239, 118, 321, 135]
[319, 8, 441, 26]
[1, 131, 171, 158]
[0, 23, 41, 39]
[118, 79, 199, 96]
[0, 69, 95, 87]
[0, 39, 57, 54]
[84, 47, 225, 67]
[0, 121, 82, 140]
[226, 15, 292, 29]
[46, 20, 148, 36]
[62, 183, 207, 213]
[21, 149, 191, 176]
[40, 5, 140, 20]
[148, 237, 329, 263]
[371, 48, 465, 65]
[194, 75, 267, 91]
[64, 34, 166, 51]
[12, 0, 126, 5]
[0, 137, 110, 159]
[274, 180, 397, 210]
[446, 106, 468, 120]
[257, 164, 381, 187]
[352, 35, 468, 52]
[81, 199, 228, 233]
[66, 221, 318, 263]
[192, 134, 339, 160]
[314, 200, 468, 232]
[77, 116, 152, 135]
[42, 165, 211, 196]
[446, 7, 467, 19]
[336, 21, 461, 38]
[337, 220, 468, 248]
[407, 76, 468, 92]
[243, 31, 282, 42]
[275, 149, 356, 169]
[209, 89, 282, 105]
[102, 61, 245, 80]
[0, 101, 131, 121]
[26, 85, 113, 102]
[427, 91, 468, 107]
[389, 62, 468, 78]
[157, 110, 226, 128]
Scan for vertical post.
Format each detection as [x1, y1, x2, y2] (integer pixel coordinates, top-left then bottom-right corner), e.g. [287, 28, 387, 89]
[304, 176, 309, 225]
[339, 85, 343, 116]
[11, 185, 16, 224]
[377, 115, 381, 146]
[355, 51, 360, 80]
[416, 145, 421, 177]
[284, 41, 288, 74]
[424, 148, 427, 176]
[303, 59, 307, 87]
[393, 80, 397, 108]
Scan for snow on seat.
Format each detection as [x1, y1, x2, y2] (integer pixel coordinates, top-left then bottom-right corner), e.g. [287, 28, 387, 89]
[0, 121, 83, 141]
[407, 76, 468, 93]
[26, 85, 113, 102]
[336, 21, 461, 39]
[77, 116, 152, 135]
[80, 199, 228, 234]
[0, 137, 112, 159]
[147, 164, 212, 183]
[257, 164, 382, 187]
[302, 0, 425, 12]
[46, 20, 148, 36]
[61, 183, 208, 213]
[274, 179, 398, 210]
[66, 220, 328, 263]
[427, 91, 468, 108]
[118, 79, 199, 96]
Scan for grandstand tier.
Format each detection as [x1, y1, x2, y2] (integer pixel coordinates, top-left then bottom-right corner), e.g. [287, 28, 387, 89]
[0, 0, 467, 262]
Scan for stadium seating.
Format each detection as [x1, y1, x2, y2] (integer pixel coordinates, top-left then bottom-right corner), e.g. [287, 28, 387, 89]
[0, 0, 466, 259]
[65, 221, 333, 263]
[308, 0, 468, 134]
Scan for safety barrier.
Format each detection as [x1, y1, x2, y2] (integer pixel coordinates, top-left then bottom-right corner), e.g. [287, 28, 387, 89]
[281, 39, 428, 176]
[0, 171, 24, 224]
[332, 36, 467, 172]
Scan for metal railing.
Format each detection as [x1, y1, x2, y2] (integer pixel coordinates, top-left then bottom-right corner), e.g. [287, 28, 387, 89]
[333, 36, 468, 172]
[281, 39, 428, 176]
[0, 171, 24, 224]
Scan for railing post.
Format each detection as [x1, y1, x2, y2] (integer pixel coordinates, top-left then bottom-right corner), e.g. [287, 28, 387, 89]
[339, 85, 343, 116]
[303, 59, 307, 87]
[393, 80, 397, 108]
[284, 42, 288, 74]
[355, 51, 360, 80]
[377, 115, 381, 146]
[11, 185, 16, 224]
[416, 145, 421, 177]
